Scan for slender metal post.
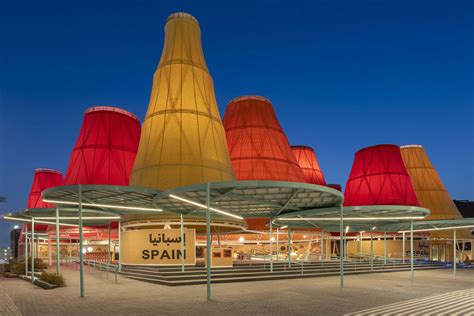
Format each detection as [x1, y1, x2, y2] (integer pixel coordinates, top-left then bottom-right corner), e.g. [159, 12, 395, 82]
[118, 221, 122, 272]
[321, 230, 324, 260]
[276, 228, 279, 260]
[36, 232, 39, 258]
[55, 207, 60, 275]
[359, 232, 363, 256]
[402, 231, 406, 263]
[180, 214, 185, 272]
[31, 218, 35, 283]
[370, 232, 373, 270]
[453, 229, 456, 276]
[48, 233, 52, 267]
[107, 223, 111, 279]
[269, 220, 273, 272]
[24, 225, 28, 277]
[287, 228, 291, 268]
[383, 232, 387, 265]
[410, 221, 414, 281]
[69, 238, 72, 263]
[206, 183, 211, 301]
[78, 184, 84, 297]
[339, 204, 344, 288]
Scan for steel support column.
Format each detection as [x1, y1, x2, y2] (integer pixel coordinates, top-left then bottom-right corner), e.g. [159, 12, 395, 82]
[359, 232, 363, 256]
[339, 204, 344, 288]
[370, 232, 373, 270]
[78, 184, 84, 297]
[118, 221, 122, 272]
[269, 220, 273, 272]
[410, 220, 414, 281]
[107, 223, 111, 278]
[321, 230, 324, 260]
[24, 226, 28, 277]
[453, 229, 457, 276]
[383, 232, 387, 265]
[276, 228, 279, 260]
[55, 207, 60, 275]
[180, 214, 185, 272]
[402, 231, 405, 263]
[48, 233, 52, 267]
[288, 228, 292, 268]
[206, 183, 211, 301]
[31, 217, 35, 283]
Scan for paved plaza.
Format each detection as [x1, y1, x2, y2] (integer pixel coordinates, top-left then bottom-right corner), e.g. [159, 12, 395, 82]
[0, 266, 473, 315]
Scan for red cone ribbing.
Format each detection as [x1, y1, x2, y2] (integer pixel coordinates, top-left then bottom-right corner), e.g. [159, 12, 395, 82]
[64, 106, 141, 185]
[344, 144, 419, 206]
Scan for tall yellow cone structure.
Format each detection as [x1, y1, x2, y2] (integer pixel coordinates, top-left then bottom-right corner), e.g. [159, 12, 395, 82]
[400, 145, 468, 238]
[130, 12, 235, 190]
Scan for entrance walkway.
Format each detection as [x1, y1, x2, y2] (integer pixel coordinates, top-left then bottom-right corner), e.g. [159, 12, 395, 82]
[346, 288, 474, 315]
[0, 266, 472, 315]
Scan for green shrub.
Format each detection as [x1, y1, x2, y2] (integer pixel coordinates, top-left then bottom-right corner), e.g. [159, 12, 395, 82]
[39, 272, 65, 286]
[9, 261, 25, 274]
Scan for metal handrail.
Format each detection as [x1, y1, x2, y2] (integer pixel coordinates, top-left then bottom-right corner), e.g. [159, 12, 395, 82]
[72, 257, 119, 284]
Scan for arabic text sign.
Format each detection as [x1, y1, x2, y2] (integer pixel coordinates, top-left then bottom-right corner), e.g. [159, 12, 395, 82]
[121, 229, 196, 265]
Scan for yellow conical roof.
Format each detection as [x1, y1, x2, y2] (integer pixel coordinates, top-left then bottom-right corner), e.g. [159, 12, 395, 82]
[130, 12, 235, 190]
[401, 145, 469, 238]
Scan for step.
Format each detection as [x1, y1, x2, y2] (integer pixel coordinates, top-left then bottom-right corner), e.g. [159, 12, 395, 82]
[122, 265, 446, 286]
[120, 263, 443, 278]
[120, 264, 441, 282]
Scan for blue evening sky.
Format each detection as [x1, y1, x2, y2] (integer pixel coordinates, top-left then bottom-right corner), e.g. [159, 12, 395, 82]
[0, 0, 472, 246]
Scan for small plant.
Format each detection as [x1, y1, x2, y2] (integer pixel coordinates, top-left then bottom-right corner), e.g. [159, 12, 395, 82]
[39, 272, 66, 286]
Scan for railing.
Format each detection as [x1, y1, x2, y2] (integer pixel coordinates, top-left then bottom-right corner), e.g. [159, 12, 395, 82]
[72, 257, 119, 284]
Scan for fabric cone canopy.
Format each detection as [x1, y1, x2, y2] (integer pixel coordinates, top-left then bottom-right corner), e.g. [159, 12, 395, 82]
[223, 96, 305, 182]
[400, 145, 463, 220]
[400, 145, 470, 238]
[291, 145, 326, 185]
[25, 168, 63, 232]
[344, 144, 419, 206]
[27, 168, 63, 209]
[64, 106, 141, 185]
[129, 12, 235, 190]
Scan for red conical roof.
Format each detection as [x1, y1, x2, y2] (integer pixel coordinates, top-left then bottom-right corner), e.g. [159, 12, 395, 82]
[27, 168, 63, 209]
[291, 145, 326, 185]
[344, 144, 419, 206]
[64, 106, 141, 185]
[223, 96, 305, 182]
[24, 168, 63, 234]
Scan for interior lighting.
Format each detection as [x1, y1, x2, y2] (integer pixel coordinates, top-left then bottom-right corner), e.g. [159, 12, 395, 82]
[87, 247, 93, 252]
[371, 226, 377, 231]
[270, 237, 275, 242]
[280, 226, 288, 229]
[169, 194, 243, 220]
[238, 236, 245, 243]
[345, 226, 350, 234]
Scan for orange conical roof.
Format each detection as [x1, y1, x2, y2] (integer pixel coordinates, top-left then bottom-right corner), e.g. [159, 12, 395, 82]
[291, 145, 326, 185]
[400, 145, 463, 220]
[344, 144, 419, 206]
[223, 96, 305, 182]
